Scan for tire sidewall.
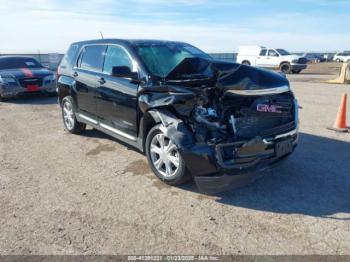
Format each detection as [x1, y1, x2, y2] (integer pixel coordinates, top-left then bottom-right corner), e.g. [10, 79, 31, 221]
[145, 124, 186, 184]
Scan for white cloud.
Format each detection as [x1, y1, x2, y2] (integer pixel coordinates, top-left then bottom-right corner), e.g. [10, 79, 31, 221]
[0, 2, 349, 53]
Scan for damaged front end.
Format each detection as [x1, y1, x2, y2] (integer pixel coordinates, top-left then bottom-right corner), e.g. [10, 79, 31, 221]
[139, 58, 298, 194]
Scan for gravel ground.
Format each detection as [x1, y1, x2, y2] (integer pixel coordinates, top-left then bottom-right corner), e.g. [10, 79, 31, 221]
[0, 65, 349, 255]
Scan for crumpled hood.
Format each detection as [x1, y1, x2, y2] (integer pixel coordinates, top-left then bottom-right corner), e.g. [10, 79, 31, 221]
[139, 57, 291, 117]
[0, 68, 53, 78]
[164, 57, 289, 93]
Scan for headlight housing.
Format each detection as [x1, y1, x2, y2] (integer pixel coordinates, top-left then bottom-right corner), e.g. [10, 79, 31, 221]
[292, 59, 299, 63]
[0, 75, 17, 84]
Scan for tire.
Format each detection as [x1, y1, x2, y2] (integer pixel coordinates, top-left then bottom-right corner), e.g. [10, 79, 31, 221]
[336, 59, 341, 63]
[292, 69, 301, 74]
[242, 60, 251, 66]
[145, 124, 190, 186]
[61, 96, 86, 134]
[280, 63, 291, 74]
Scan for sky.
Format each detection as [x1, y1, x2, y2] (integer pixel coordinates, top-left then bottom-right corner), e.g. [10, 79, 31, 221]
[0, 0, 349, 53]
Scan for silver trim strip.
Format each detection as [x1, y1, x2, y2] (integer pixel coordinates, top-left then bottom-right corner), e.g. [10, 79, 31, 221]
[263, 129, 298, 144]
[78, 114, 98, 124]
[275, 129, 298, 139]
[226, 86, 290, 96]
[100, 123, 137, 141]
[78, 113, 136, 141]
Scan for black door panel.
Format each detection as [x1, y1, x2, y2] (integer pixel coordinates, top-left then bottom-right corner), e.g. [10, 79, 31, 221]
[74, 45, 107, 117]
[74, 69, 99, 116]
[96, 45, 139, 137]
[96, 75, 138, 136]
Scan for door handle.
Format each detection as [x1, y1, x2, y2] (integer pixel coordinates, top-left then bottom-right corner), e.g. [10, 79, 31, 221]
[73, 72, 78, 77]
[98, 78, 106, 85]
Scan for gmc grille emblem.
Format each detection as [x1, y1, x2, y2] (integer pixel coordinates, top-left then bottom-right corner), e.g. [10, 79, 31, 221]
[257, 104, 282, 113]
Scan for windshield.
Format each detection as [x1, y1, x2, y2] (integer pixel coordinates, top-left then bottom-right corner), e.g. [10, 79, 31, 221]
[135, 43, 212, 78]
[276, 49, 291, 56]
[0, 57, 44, 70]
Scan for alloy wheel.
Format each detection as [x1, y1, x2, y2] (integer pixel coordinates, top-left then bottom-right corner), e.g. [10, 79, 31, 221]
[150, 133, 180, 178]
[63, 100, 75, 130]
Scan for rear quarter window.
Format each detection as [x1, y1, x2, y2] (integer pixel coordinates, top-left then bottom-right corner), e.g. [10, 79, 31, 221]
[60, 44, 79, 68]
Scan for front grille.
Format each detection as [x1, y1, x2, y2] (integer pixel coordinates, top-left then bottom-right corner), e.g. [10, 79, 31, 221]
[19, 78, 43, 88]
[298, 58, 307, 64]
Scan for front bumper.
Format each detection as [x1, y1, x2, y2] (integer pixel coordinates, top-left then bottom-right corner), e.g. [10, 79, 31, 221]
[185, 129, 298, 194]
[290, 63, 307, 70]
[0, 82, 56, 98]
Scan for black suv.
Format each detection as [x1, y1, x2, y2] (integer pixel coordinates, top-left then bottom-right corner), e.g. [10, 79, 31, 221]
[57, 39, 299, 194]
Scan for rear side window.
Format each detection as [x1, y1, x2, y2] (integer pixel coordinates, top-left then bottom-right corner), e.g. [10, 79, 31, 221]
[103, 45, 133, 74]
[259, 49, 267, 56]
[79, 45, 106, 71]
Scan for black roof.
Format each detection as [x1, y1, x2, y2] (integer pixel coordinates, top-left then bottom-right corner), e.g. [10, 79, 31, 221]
[71, 38, 188, 46]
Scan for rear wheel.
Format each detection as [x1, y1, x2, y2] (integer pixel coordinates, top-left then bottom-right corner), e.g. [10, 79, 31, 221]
[280, 63, 291, 74]
[336, 59, 341, 63]
[61, 96, 86, 134]
[146, 124, 190, 185]
[242, 60, 251, 66]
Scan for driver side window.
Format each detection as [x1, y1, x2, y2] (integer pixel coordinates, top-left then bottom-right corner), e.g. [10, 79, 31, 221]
[103, 45, 133, 75]
[268, 49, 279, 57]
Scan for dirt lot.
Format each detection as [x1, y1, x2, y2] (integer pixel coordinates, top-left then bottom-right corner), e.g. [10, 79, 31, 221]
[0, 63, 349, 255]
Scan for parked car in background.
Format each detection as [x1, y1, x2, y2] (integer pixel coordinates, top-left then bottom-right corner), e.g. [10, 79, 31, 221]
[323, 53, 334, 62]
[237, 46, 307, 74]
[333, 52, 350, 63]
[57, 39, 299, 193]
[0, 56, 56, 101]
[302, 53, 326, 63]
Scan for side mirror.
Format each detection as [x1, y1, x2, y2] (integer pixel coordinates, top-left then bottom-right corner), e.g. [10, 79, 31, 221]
[111, 66, 138, 80]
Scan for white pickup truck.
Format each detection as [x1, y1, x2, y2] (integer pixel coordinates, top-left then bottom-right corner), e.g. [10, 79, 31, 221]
[236, 46, 307, 74]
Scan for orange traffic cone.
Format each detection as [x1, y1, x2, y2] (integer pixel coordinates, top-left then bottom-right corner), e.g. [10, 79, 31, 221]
[328, 94, 348, 132]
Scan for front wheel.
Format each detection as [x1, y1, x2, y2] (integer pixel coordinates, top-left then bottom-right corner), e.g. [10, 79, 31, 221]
[61, 96, 86, 134]
[146, 124, 190, 185]
[280, 63, 291, 74]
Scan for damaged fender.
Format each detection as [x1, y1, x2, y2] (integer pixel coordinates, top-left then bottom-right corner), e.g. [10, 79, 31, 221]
[145, 108, 218, 176]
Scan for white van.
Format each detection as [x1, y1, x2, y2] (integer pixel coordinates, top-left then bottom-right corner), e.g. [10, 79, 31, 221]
[236, 46, 307, 74]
